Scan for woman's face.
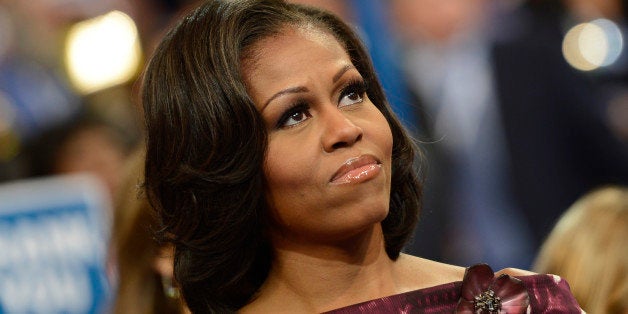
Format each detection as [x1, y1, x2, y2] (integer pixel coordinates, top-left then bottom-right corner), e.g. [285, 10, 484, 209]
[243, 26, 393, 245]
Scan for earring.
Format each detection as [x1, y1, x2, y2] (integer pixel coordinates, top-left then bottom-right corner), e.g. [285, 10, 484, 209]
[161, 276, 181, 299]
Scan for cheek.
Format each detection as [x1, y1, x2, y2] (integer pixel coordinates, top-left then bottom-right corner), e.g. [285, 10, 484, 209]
[370, 111, 394, 157]
[263, 138, 319, 225]
[263, 136, 313, 193]
[383, 122, 393, 155]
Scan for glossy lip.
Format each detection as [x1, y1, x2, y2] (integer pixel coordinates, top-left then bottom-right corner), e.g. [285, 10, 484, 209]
[330, 154, 382, 185]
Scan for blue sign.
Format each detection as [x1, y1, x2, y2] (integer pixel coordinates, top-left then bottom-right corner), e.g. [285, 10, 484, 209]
[0, 174, 112, 313]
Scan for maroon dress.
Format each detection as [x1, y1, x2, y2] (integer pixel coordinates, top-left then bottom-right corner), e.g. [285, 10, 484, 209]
[324, 265, 582, 313]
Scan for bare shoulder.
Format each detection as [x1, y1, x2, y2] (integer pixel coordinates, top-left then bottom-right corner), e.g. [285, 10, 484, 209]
[238, 298, 266, 314]
[238, 291, 278, 314]
[395, 254, 466, 289]
[495, 267, 537, 277]
[239, 298, 302, 314]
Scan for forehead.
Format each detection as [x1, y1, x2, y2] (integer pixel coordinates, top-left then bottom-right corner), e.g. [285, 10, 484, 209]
[242, 26, 351, 87]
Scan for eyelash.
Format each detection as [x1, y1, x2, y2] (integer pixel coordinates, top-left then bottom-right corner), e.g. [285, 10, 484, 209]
[276, 101, 310, 129]
[338, 79, 367, 106]
[274, 79, 368, 129]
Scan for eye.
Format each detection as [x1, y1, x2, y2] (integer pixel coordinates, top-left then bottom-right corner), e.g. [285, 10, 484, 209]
[276, 102, 312, 128]
[338, 80, 367, 108]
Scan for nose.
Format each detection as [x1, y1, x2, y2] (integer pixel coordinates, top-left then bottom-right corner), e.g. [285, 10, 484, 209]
[321, 110, 363, 153]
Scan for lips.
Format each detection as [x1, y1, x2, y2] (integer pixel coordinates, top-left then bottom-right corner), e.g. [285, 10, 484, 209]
[330, 154, 382, 185]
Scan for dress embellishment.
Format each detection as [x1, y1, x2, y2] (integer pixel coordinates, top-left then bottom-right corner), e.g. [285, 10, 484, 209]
[456, 264, 530, 313]
[474, 289, 501, 312]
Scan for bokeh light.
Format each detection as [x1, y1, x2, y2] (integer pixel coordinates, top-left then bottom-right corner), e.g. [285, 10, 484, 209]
[563, 19, 623, 71]
[64, 11, 141, 94]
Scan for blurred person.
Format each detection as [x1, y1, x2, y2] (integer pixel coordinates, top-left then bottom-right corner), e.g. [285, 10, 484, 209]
[533, 186, 628, 314]
[109, 148, 190, 314]
[0, 0, 141, 182]
[521, 0, 628, 143]
[562, 0, 624, 21]
[388, 0, 628, 270]
[0, 2, 81, 182]
[140, 0, 581, 312]
[0, 0, 118, 142]
[21, 110, 136, 199]
[129, 0, 202, 56]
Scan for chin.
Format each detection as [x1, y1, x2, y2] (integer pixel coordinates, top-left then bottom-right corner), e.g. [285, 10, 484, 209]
[355, 199, 390, 225]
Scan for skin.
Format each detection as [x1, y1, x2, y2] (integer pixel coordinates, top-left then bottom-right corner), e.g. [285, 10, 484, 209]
[388, 0, 488, 43]
[54, 126, 126, 199]
[246, 25, 393, 248]
[564, 0, 623, 21]
[240, 26, 467, 313]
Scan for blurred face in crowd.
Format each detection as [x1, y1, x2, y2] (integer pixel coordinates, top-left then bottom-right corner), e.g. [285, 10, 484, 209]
[564, 0, 623, 20]
[243, 26, 394, 245]
[388, 0, 488, 43]
[54, 126, 126, 198]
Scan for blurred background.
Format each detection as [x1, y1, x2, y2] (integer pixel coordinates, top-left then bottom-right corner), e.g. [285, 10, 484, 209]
[0, 0, 627, 312]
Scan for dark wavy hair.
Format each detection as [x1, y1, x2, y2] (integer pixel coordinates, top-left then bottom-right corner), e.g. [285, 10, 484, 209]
[141, 0, 423, 312]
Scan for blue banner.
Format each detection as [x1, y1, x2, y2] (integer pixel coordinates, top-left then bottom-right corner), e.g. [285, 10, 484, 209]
[0, 174, 111, 313]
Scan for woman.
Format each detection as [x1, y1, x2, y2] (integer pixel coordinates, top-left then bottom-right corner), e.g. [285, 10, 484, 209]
[534, 186, 627, 313]
[141, 0, 581, 312]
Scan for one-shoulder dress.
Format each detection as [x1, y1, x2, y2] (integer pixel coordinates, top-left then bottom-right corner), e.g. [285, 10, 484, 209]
[324, 264, 582, 313]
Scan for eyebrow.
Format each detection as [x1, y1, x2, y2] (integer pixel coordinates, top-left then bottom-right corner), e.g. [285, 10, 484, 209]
[333, 64, 354, 83]
[262, 86, 309, 110]
[262, 64, 356, 110]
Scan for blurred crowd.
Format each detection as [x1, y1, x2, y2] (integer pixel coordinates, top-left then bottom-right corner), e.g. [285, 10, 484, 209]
[0, 0, 627, 313]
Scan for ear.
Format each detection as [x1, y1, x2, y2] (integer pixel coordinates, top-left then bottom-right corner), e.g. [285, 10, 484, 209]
[152, 243, 175, 278]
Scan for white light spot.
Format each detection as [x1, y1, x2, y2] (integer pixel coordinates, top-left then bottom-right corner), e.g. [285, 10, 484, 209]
[579, 22, 608, 66]
[563, 19, 624, 71]
[65, 11, 142, 94]
[592, 18, 623, 66]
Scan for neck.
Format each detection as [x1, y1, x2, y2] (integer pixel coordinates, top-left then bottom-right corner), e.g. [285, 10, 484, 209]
[261, 224, 401, 312]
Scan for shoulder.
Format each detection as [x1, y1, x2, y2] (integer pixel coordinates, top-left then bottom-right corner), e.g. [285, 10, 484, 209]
[239, 296, 308, 314]
[395, 254, 466, 290]
[496, 267, 536, 277]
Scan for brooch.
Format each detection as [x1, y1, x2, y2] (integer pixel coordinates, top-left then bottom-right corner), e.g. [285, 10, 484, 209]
[455, 264, 530, 313]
